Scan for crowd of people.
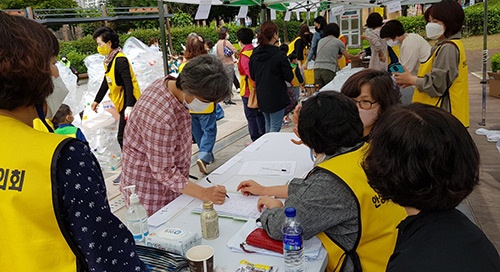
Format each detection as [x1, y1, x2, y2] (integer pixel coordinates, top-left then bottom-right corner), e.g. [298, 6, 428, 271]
[1, 0, 499, 270]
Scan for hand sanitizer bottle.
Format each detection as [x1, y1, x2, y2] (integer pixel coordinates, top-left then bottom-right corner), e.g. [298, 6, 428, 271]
[124, 185, 149, 243]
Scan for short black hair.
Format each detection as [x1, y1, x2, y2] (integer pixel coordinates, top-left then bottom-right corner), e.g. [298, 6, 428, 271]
[363, 103, 480, 212]
[424, 0, 464, 37]
[298, 91, 363, 155]
[236, 27, 254, 45]
[323, 23, 340, 38]
[93, 27, 120, 49]
[365, 13, 383, 28]
[288, 52, 298, 62]
[380, 20, 405, 39]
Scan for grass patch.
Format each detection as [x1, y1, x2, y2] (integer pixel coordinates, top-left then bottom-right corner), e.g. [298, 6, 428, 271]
[462, 33, 500, 50]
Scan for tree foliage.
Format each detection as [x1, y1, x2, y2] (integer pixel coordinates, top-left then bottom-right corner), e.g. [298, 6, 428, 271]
[0, 0, 78, 9]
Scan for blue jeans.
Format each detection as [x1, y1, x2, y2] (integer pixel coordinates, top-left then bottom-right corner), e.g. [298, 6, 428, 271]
[263, 108, 285, 133]
[242, 97, 265, 141]
[191, 112, 217, 163]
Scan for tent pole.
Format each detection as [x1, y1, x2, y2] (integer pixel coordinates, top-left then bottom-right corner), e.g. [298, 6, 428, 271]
[479, 0, 488, 126]
[158, 0, 169, 76]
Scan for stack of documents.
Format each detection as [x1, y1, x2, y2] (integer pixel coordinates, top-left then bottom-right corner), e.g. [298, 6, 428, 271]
[192, 194, 261, 220]
[226, 219, 324, 261]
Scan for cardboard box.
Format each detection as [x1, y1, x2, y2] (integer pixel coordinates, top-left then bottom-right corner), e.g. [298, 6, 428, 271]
[488, 72, 500, 98]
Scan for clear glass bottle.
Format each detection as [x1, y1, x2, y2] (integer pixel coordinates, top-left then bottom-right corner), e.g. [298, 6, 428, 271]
[200, 201, 219, 240]
[282, 207, 305, 272]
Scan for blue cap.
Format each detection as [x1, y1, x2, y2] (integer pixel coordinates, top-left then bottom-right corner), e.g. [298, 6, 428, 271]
[285, 207, 296, 217]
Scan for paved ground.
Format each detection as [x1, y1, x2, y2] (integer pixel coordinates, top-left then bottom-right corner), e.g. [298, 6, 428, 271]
[97, 49, 500, 252]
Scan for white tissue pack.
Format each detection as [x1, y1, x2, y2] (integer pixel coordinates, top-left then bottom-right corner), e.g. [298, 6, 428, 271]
[145, 226, 201, 256]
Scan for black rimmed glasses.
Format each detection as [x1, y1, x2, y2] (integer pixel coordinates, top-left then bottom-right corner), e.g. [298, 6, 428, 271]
[353, 100, 378, 110]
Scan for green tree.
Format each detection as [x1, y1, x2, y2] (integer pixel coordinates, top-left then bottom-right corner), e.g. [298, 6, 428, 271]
[0, 0, 77, 9]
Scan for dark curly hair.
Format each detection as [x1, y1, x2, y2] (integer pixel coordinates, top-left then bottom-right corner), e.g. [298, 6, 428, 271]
[298, 91, 363, 155]
[0, 12, 59, 110]
[363, 103, 480, 212]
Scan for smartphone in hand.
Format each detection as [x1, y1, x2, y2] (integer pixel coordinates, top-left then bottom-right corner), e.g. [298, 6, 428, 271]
[389, 63, 404, 73]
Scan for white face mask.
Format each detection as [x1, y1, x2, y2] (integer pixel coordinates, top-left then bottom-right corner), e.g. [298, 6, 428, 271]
[386, 39, 399, 47]
[46, 76, 69, 119]
[426, 22, 445, 40]
[183, 94, 211, 112]
[358, 108, 378, 130]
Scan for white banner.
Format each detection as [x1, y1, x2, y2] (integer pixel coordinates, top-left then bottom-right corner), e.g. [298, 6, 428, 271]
[195, 4, 211, 20]
[284, 10, 291, 21]
[270, 9, 276, 20]
[387, 1, 402, 13]
[237, 6, 248, 19]
[331, 5, 345, 16]
[296, 11, 300, 20]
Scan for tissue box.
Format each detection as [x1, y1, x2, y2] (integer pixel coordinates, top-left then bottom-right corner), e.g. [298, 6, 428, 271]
[145, 226, 201, 256]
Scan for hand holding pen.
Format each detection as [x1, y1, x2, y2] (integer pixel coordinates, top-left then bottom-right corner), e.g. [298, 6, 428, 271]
[206, 177, 230, 199]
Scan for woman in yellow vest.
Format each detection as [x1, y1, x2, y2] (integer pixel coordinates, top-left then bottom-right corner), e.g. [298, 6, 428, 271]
[90, 27, 141, 148]
[237, 91, 405, 272]
[0, 12, 147, 272]
[180, 33, 220, 174]
[364, 104, 500, 271]
[393, 0, 469, 127]
[237, 27, 266, 143]
[287, 24, 311, 69]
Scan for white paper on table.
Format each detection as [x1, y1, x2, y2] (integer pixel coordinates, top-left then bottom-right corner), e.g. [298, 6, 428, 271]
[226, 219, 323, 260]
[238, 161, 296, 176]
[148, 195, 195, 227]
[211, 156, 242, 175]
[244, 139, 267, 152]
[192, 194, 261, 220]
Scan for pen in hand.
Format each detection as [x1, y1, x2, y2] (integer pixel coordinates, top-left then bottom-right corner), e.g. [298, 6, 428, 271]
[206, 177, 230, 199]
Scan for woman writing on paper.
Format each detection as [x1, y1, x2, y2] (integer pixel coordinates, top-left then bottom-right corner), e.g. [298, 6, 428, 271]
[237, 91, 405, 272]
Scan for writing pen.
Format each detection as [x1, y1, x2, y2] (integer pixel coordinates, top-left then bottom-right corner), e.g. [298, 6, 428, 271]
[262, 167, 287, 172]
[206, 177, 230, 198]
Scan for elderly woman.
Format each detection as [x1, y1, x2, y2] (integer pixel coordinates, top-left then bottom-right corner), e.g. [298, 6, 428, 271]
[121, 54, 232, 216]
[238, 91, 405, 272]
[0, 12, 147, 271]
[364, 103, 500, 271]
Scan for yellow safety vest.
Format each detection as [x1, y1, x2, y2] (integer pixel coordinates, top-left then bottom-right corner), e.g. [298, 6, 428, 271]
[338, 35, 348, 70]
[178, 61, 215, 114]
[291, 66, 300, 87]
[287, 37, 301, 56]
[105, 52, 141, 113]
[316, 144, 406, 272]
[0, 115, 80, 271]
[413, 39, 469, 127]
[239, 50, 256, 97]
[33, 118, 55, 132]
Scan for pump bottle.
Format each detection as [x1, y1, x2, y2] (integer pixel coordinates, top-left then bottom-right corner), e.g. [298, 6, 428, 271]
[124, 185, 149, 243]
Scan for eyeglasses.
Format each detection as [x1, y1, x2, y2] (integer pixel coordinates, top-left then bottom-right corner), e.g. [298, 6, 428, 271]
[353, 99, 378, 110]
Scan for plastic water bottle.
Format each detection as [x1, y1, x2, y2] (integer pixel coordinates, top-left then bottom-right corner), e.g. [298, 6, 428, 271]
[282, 207, 305, 272]
[124, 185, 149, 243]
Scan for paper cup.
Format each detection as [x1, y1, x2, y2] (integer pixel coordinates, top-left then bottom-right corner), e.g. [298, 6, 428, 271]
[186, 245, 214, 272]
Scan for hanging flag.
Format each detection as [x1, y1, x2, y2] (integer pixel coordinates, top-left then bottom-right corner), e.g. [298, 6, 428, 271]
[237, 6, 248, 18]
